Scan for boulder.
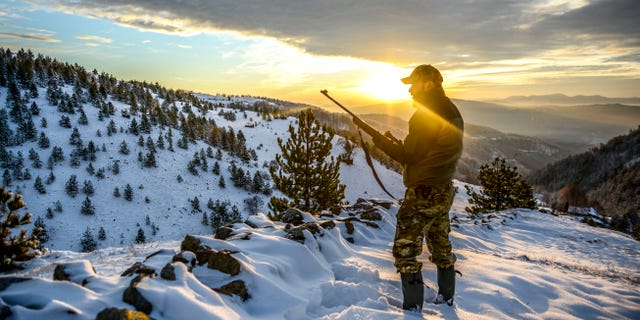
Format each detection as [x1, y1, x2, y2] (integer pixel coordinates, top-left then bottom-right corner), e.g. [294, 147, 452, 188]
[214, 226, 234, 240]
[214, 280, 250, 301]
[53, 260, 97, 286]
[160, 263, 176, 281]
[359, 209, 382, 221]
[172, 251, 197, 269]
[207, 250, 241, 276]
[281, 208, 304, 225]
[285, 222, 321, 242]
[319, 220, 336, 230]
[122, 275, 152, 315]
[180, 234, 201, 252]
[120, 262, 156, 278]
[344, 220, 355, 235]
[96, 307, 150, 320]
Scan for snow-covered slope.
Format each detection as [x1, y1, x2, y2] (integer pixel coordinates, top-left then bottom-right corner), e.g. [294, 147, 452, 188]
[3, 182, 639, 319]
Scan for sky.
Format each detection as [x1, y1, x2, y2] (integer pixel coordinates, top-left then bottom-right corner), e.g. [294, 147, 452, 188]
[1, 0, 639, 108]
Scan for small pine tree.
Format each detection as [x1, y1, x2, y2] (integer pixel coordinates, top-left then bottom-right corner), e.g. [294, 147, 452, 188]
[34, 216, 49, 247]
[81, 197, 95, 215]
[201, 211, 209, 225]
[54, 200, 63, 212]
[83, 180, 95, 195]
[218, 175, 226, 188]
[124, 184, 134, 201]
[465, 157, 537, 216]
[80, 227, 97, 252]
[191, 196, 201, 212]
[269, 109, 345, 215]
[0, 187, 41, 270]
[98, 226, 106, 240]
[212, 161, 220, 175]
[113, 187, 121, 197]
[119, 140, 130, 155]
[34, 176, 46, 194]
[65, 175, 79, 197]
[135, 228, 146, 244]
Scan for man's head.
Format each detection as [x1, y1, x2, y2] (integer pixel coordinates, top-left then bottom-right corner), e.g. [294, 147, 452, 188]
[401, 64, 443, 98]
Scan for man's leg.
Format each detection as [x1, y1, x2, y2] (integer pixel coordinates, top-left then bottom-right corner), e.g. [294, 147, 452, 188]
[425, 184, 456, 305]
[393, 188, 426, 310]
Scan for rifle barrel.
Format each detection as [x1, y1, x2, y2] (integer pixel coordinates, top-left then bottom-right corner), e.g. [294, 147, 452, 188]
[320, 90, 357, 118]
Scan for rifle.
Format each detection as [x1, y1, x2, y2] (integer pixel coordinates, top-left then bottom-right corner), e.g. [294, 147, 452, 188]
[320, 90, 401, 144]
[320, 89, 398, 199]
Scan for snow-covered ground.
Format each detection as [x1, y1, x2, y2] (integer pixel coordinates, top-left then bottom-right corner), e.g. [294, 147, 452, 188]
[3, 181, 639, 319]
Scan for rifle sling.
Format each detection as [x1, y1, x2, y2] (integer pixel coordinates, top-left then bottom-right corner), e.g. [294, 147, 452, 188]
[358, 128, 397, 200]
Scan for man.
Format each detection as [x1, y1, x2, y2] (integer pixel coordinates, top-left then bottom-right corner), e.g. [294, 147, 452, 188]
[368, 64, 464, 310]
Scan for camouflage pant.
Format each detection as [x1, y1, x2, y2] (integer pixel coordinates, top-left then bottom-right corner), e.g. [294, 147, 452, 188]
[393, 183, 456, 273]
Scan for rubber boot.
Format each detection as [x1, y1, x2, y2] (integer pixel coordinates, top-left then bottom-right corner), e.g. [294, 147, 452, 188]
[436, 266, 455, 305]
[400, 272, 424, 311]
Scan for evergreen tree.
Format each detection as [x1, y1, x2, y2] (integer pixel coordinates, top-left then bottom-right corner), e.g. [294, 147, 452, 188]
[83, 180, 95, 195]
[34, 216, 49, 247]
[218, 175, 226, 188]
[191, 196, 201, 212]
[65, 175, 79, 197]
[40, 118, 47, 128]
[98, 227, 106, 240]
[465, 157, 537, 216]
[80, 227, 97, 252]
[269, 109, 345, 214]
[38, 132, 50, 148]
[1, 186, 42, 270]
[33, 175, 46, 194]
[124, 184, 134, 201]
[119, 140, 130, 155]
[201, 211, 209, 225]
[81, 197, 95, 215]
[54, 200, 63, 212]
[113, 187, 121, 197]
[135, 228, 146, 244]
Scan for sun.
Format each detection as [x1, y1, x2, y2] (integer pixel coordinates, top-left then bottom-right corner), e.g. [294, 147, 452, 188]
[357, 67, 410, 102]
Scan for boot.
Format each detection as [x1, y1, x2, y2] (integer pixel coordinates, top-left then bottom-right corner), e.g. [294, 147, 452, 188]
[400, 272, 424, 311]
[436, 266, 455, 305]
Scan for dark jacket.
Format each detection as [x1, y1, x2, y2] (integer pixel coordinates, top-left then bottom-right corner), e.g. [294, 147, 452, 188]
[373, 88, 464, 187]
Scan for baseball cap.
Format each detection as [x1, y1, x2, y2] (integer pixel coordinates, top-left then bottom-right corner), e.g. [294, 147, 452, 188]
[401, 64, 443, 85]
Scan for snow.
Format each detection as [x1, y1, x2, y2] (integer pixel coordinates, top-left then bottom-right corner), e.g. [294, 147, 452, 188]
[1, 86, 639, 319]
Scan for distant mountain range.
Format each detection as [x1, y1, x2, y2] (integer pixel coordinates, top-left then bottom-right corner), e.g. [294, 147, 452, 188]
[489, 94, 640, 107]
[353, 97, 640, 147]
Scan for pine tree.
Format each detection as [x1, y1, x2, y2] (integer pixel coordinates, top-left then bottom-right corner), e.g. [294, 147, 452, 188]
[65, 175, 79, 197]
[191, 196, 201, 212]
[119, 140, 130, 155]
[83, 180, 95, 195]
[33, 175, 46, 194]
[80, 227, 97, 252]
[135, 228, 146, 244]
[269, 109, 345, 214]
[212, 161, 220, 175]
[0, 186, 42, 270]
[98, 227, 106, 240]
[81, 197, 95, 215]
[465, 157, 537, 216]
[124, 184, 134, 201]
[113, 187, 121, 197]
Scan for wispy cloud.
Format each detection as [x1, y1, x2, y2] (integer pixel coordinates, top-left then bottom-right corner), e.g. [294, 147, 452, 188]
[176, 44, 191, 49]
[0, 31, 60, 43]
[76, 34, 112, 44]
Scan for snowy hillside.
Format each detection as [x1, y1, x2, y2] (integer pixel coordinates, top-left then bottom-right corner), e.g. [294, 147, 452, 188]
[2, 181, 639, 319]
[0, 83, 401, 252]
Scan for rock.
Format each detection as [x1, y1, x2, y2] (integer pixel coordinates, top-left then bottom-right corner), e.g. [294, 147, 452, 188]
[362, 221, 380, 229]
[360, 209, 382, 221]
[369, 199, 393, 209]
[281, 208, 304, 225]
[213, 280, 250, 301]
[214, 226, 234, 240]
[96, 307, 150, 320]
[120, 262, 156, 278]
[346, 237, 355, 243]
[319, 220, 336, 230]
[172, 251, 197, 269]
[181, 234, 201, 252]
[344, 220, 355, 235]
[285, 222, 321, 242]
[122, 275, 153, 315]
[160, 263, 176, 281]
[53, 260, 96, 286]
[181, 235, 214, 265]
[207, 250, 241, 276]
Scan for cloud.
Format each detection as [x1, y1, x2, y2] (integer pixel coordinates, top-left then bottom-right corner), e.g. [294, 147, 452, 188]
[25, 0, 640, 65]
[0, 31, 61, 43]
[76, 34, 112, 43]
